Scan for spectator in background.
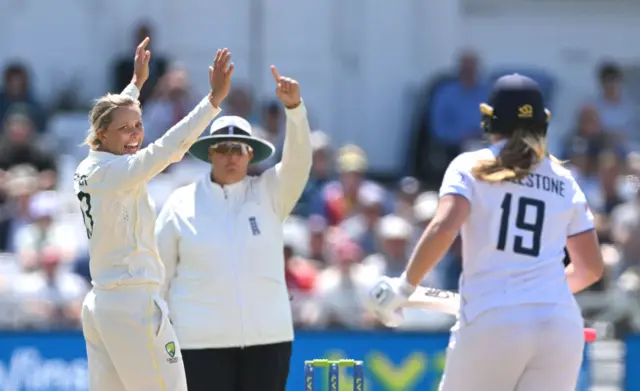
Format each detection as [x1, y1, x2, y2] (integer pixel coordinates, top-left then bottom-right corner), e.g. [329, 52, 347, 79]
[412, 191, 441, 285]
[596, 162, 640, 334]
[363, 214, 412, 278]
[430, 50, 490, 160]
[595, 150, 626, 216]
[225, 84, 256, 122]
[563, 104, 611, 160]
[564, 105, 611, 207]
[308, 239, 376, 329]
[411, 191, 462, 290]
[591, 62, 638, 150]
[282, 215, 310, 259]
[412, 191, 439, 233]
[308, 131, 333, 181]
[394, 176, 421, 222]
[583, 150, 630, 245]
[13, 247, 89, 329]
[14, 191, 77, 271]
[340, 182, 386, 255]
[306, 215, 330, 267]
[0, 63, 47, 132]
[0, 252, 23, 329]
[294, 130, 333, 217]
[319, 144, 388, 225]
[142, 65, 213, 212]
[568, 140, 600, 206]
[0, 111, 57, 187]
[0, 165, 40, 253]
[251, 100, 286, 173]
[284, 237, 318, 328]
[112, 22, 168, 105]
[609, 155, 640, 278]
[142, 65, 199, 146]
[142, 64, 218, 210]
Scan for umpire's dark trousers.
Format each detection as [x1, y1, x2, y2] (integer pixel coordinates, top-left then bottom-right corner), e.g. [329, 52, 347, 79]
[182, 341, 292, 391]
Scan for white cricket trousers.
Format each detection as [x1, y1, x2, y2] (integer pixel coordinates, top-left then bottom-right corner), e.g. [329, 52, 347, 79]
[439, 303, 585, 391]
[81, 284, 188, 391]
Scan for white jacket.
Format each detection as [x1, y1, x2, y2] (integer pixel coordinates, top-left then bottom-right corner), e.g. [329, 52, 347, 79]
[74, 84, 220, 289]
[155, 103, 312, 349]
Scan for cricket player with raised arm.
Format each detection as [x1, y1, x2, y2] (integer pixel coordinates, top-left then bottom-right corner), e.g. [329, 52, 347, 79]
[73, 37, 234, 391]
[368, 74, 604, 391]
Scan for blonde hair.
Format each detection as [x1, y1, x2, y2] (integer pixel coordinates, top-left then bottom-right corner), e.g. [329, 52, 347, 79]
[84, 94, 139, 150]
[471, 129, 563, 183]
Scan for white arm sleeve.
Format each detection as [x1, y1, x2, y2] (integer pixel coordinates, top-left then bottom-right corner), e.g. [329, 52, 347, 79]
[567, 179, 595, 237]
[121, 83, 140, 100]
[83, 96, 221, 192]
[155, 195, 180, 300]
[439, 156, 473, 201]
[262, 102, 312, 220]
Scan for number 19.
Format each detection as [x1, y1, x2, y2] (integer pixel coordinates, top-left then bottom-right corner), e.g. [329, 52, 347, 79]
[497, 193, 545, 257]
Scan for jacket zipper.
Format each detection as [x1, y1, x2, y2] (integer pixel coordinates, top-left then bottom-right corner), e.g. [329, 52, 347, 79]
[224, 187, 246, 348]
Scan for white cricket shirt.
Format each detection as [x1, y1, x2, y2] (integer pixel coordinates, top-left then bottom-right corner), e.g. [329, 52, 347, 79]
[441, 142, 594, 323]
[155, 103, 312, 349]
[73, 84, 221, 289]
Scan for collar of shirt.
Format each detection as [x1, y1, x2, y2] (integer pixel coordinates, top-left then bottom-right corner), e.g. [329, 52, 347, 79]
[88, 149, 117, 162]
[202, 173, 248, 199]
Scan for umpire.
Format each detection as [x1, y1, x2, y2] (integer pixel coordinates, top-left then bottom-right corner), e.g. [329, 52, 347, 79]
[155, 66, 311, 391]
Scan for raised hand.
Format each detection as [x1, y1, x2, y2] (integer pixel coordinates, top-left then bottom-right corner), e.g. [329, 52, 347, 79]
[270, 66, 301, 109]
[209, 48, 234, 108]
[132, 37, 151, 90]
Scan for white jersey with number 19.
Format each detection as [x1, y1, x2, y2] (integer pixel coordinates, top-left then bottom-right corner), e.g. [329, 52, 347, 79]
[440, 142, 594, 323]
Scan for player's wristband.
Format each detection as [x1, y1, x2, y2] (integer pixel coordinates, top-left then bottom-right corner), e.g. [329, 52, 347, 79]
[398, 272, 417, 297]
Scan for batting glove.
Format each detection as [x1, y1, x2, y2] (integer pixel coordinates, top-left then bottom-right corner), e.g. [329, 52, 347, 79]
[368, 274, 416, 328]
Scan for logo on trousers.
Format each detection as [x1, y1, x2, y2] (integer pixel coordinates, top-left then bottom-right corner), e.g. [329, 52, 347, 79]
[165, 342, 179, 363]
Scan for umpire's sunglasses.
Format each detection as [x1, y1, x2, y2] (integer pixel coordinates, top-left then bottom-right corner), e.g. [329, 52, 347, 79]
[210, 142, 252, 155]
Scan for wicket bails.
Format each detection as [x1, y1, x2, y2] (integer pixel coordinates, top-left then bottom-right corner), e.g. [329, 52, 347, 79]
[304, 359, 364, 391]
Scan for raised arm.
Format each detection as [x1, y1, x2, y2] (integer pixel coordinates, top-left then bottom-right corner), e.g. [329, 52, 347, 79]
[122, 37, 151, 98]
[85, 45, 235, 192]
[367, 157, 472, 327]
[263, 66, 312, 220]
[121, 83, 141, 101]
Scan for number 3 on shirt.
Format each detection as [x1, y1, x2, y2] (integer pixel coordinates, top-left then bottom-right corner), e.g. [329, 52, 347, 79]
[77, 191, 94, 239]
[497, 192, 545, 257]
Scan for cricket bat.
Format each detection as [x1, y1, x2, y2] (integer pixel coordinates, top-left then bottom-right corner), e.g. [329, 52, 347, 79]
[404, 286, 597, 342]
[404, 286, 460, 315]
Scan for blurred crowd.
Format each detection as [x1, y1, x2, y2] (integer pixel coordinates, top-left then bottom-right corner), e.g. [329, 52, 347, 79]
[0, 23, 639, 337]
